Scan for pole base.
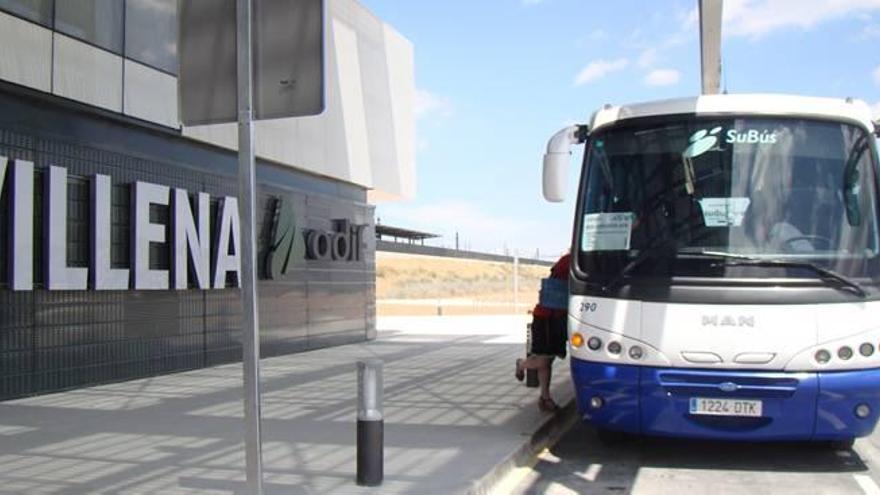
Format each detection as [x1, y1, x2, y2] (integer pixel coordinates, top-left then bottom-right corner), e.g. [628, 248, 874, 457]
[357, 420, 383, 486]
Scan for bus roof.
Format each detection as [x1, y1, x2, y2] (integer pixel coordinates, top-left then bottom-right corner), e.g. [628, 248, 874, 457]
[589, 94, 876, 134]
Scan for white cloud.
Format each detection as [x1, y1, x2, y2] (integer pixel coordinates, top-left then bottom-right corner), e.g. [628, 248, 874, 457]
[634, 7, 698, 69]
[723, 0, 880, 38]
[414, 89, 452, 119]
[644, 68, 681, 87]
[681, 6, 700, 32]
[871, 101, 880, 118]
[574, 58, 629, 85]
[860, 23, 880, 38]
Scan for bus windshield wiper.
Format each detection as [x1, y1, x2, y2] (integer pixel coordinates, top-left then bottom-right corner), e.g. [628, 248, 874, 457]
[698, 251, 868, 298]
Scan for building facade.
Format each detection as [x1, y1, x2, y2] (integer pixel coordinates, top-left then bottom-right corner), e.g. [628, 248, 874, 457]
[0, 0, 414, 400]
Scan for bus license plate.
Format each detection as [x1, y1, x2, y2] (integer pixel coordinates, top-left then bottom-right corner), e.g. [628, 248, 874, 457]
[689, 398, 762, 417]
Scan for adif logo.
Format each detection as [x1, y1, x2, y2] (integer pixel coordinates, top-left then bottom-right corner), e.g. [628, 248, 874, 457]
[265, 198, 303, 280]
[682, 126, 723, 159]
[264, 196, 369, 280]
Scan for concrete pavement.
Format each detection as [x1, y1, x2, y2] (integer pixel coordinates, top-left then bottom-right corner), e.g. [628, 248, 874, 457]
[0, 315, 571, 494]
[499, 414, 880, 495]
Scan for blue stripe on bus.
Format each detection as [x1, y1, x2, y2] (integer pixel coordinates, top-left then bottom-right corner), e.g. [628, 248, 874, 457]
[570, 357, 880, 441]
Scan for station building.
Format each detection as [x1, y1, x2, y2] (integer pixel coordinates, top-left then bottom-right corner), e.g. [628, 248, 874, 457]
[0, 0, 415, 400]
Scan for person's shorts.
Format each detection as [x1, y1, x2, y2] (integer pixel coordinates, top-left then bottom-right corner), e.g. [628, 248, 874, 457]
[527, 314, 567, 359]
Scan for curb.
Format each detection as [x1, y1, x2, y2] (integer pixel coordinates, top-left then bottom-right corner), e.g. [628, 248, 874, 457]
[466, 399, 579, 495]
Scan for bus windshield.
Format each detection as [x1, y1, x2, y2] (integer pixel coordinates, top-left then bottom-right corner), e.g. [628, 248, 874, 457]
[577, 116, 880, 288]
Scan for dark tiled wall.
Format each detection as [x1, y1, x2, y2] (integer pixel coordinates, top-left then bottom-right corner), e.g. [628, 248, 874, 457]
[0, 90, 376, 401]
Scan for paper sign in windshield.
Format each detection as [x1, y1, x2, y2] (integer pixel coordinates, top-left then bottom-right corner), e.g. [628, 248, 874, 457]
[582, 213, 633, 251]
[699, 197, 751, 227]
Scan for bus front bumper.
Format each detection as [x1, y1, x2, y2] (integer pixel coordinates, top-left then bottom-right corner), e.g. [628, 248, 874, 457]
[570, 358, 880, 441]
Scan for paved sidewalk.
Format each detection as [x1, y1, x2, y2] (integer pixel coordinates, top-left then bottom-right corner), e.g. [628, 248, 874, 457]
[0, 315, 572, 494]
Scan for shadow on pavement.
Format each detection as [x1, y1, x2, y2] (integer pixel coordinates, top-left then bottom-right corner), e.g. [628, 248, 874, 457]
[513, 421, 870, 495]
[0, 315, 571, 494]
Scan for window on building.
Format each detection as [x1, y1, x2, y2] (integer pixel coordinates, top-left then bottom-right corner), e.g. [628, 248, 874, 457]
[0, 0, 53, 26]
[55, 0, 123, 53]
[125, 0, 177, 74]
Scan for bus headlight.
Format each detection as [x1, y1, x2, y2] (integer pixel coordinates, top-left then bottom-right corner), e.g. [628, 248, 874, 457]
[571, 333, 584, 348]
[608, 341, 622, 355]
[785, 329, 880, 372]
[587, 337, 602, 351]
[856, 404, 871, 419]
[629, 345, 644, 360]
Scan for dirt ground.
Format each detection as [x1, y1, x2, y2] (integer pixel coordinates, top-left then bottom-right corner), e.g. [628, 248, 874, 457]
[376, 251, 551, 316]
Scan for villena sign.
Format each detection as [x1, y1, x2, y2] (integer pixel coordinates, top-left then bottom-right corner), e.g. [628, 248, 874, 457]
[1, 156, 369, 292]
[0, 157, 242, 291]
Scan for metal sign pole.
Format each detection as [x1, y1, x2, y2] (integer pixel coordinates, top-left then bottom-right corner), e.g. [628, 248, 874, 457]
[699, 0, 723, 95]
[236, 0, 264, 493]
[513, 254, 519, 312]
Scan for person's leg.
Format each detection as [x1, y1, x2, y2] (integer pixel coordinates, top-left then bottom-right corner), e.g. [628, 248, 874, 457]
[516, 354, 549, 382]
[537, 357, 551, 399]
[537, 357, 559, 412]
[520, 315, 550, 376]
[518, 355, 546, 370]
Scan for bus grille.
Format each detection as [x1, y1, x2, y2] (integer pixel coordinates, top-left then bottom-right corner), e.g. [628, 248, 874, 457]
[658, 372, 800, 399]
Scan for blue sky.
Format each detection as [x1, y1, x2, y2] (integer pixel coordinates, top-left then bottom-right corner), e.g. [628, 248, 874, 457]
[362, 0, 880, 259]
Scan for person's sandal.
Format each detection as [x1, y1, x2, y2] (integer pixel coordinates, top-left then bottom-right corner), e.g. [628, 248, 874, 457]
[538, 396, 559, 413]
[515, 359, 524, 382]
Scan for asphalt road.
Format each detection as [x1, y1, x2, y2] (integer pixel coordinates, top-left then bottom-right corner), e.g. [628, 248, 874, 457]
[500, 420, 880, 495]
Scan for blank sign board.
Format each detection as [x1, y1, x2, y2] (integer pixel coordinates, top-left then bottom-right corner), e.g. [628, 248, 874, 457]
[178, 0, 325, 126]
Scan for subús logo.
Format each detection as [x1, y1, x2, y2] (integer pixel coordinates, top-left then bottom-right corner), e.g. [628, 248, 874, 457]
[683, 127, 778, 159]
[682, 126, 723, 159]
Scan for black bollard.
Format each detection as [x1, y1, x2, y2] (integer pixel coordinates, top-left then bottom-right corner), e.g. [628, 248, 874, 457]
[357, 360, 383, 486]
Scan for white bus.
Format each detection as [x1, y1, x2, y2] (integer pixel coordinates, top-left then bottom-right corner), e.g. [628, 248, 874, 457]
[542, 94, 880, 445]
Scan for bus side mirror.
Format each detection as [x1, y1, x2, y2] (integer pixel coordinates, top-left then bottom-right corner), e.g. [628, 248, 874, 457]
[542, 125, 588, 202]
[543, 152, 569, 202]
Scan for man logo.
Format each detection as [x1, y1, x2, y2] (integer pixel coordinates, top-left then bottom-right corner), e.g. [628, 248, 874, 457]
[265, 198, 304, 280]
[701, 315, 756, 328]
